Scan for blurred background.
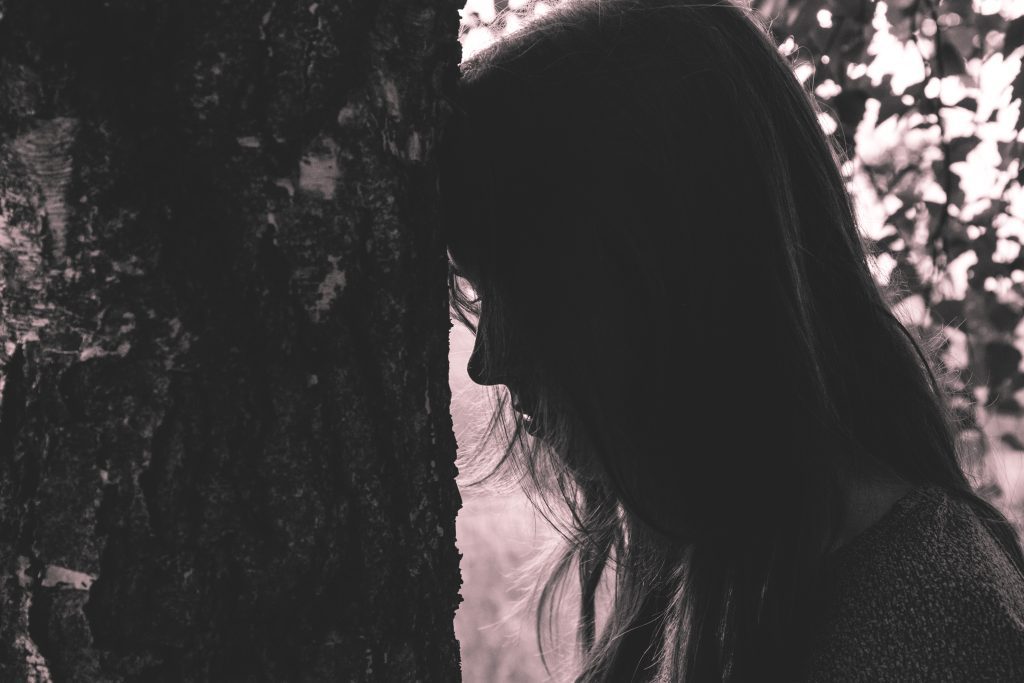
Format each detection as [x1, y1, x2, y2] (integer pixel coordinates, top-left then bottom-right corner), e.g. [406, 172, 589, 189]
[450, 0, 1024, 680]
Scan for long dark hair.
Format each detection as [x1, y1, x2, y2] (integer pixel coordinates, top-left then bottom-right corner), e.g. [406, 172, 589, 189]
[439, 0, 1024, 680]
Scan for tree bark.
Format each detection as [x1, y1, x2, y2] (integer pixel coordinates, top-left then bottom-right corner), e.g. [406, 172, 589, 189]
[0, 1, 464, 680]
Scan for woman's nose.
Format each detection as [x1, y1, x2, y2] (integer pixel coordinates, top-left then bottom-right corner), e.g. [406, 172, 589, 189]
[467, 336, 500, 386]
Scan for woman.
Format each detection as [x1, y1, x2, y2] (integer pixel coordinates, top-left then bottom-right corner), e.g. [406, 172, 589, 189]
[439, 0, 1024, 680]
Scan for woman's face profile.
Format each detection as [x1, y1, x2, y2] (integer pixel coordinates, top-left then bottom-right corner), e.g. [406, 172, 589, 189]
[448, 249, 500, 387]
[465, 316, 493, 387]
[454, 270, 542, 432]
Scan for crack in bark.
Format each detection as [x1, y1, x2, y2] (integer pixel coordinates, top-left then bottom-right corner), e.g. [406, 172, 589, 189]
[0, 346, 54, 680]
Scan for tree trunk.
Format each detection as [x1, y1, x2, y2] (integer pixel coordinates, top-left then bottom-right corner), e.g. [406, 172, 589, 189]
[0, 1, 464, 680]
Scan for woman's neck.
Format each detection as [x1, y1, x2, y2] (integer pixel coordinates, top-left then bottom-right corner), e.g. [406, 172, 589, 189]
[828, 471, 915, 554]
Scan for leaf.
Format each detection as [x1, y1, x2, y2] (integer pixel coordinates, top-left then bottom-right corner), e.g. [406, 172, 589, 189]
[997, 142, 1019, 171]
[930, 298, 965, 326]
[877, 94, 910, 124]
[944, 236, 973, 262]
[970, 198, 1008, 229]
[946, 135, 981, 164]
[832, 88, 870, 130]
[902, 79, 926, 101]
[876, 231, 906, 251]
[985, 340, 1022, 387]
[988, 301, 1021, 334]
[887, 209, 916, 237]
[782, 2, 821, 43]
[833, 0, 871, 21]
[886, 0, 917, 14]
[971, 257, 1008, 286]
[1005, 16, 1024, 55]
[949, 181, 966, 210]
[838, 26, 869, 61]
[888, 14, 914, 43]
[992, 396, 1022, 416]
[953, 97, 978, 111]
[941, 0, 973, 18]
[939, 216, 968, 241]
[943, 26, 978, 62]
[1011, 67, 1024, 131]
[938, 41, 967, 76]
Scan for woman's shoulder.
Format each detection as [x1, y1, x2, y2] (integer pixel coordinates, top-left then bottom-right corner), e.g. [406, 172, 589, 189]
[802, 483, 1024, 681]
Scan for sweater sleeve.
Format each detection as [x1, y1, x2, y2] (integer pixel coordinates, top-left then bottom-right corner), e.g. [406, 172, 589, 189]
[800, 484, 1024, 682]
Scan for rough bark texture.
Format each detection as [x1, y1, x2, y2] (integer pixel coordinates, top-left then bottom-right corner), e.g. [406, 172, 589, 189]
[0, 1, 464, 680]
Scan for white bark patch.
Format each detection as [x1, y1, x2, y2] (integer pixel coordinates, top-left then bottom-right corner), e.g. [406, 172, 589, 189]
[0, 141, 52, 361]
[77, 312, 135, 360]
[157, 315, 195, 371]
[312, 255, 346, 322]
[406, 130, 422, 161]
[381, 78, 400, 119]
[79, 345, 109, 361]
[258, 10, 274, 54]
[12, 118, 77, 262]
[274, 178, 295, 198]
[14, 634, 52, 683]
[40, 564, 96, 590]
[16, 556, 32, 587]
[110, 255, 147, 277]
[78, 341, 131, 361]
[337, 102, 363, 127]
[298, 137, 340, 200]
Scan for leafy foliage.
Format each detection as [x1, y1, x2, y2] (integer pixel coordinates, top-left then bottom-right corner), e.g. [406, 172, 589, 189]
[754, 0, 1024, 437]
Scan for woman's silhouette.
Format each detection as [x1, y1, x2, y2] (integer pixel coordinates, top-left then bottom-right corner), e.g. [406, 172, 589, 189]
[439, 0, 1024, 680]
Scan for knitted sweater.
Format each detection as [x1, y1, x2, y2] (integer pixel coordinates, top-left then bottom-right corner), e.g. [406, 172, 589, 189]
[801, 483, 1024, 681]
